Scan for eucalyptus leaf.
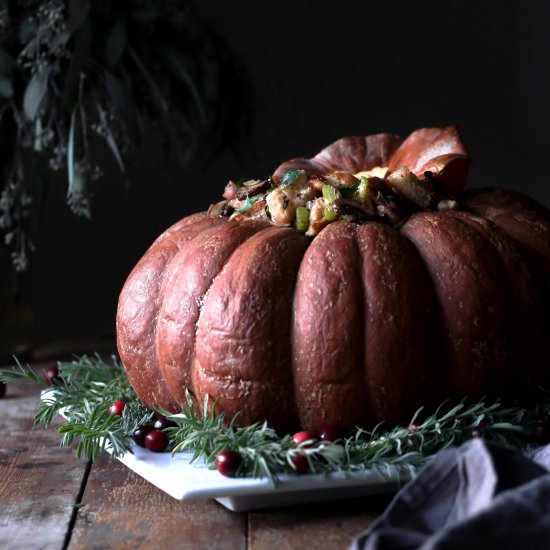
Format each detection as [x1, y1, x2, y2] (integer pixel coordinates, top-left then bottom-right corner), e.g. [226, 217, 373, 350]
[64, 21, 91, 107]
[66, 0, 90, 35]
[31, 152, 50, 226]
[67, 108, 76, 195]
[33, 117, 42, 152]
[104, 133, 125, 175]
[128, 46, 168, 113]
[0, 0, 246, 271]
[23, 69, 49, 121]
[161, 46, 207, 126]
[18, 19, 37, 43]
[105, 18, 126, 66]
[104, 71, 140, 141]
[0, 73, 13, 99]
[0, 102, 11, 121]
[0, 47, 15, 76]
[50, 0, 90, 50]
[97, 103, 125, 174]
[67, 164, 90, 219]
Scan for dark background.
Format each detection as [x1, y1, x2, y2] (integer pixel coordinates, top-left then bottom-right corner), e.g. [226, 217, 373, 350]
[30, 0, 550, 350]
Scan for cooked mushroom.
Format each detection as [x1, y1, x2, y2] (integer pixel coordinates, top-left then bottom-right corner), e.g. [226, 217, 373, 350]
[236, 179, 272, 200]
[324, 171, 360, 189]
[386, 166, 434, 209]
[358, 176, 394, 202]
[333, 198, 376, 221]
[208, 200, 234, 217]
[375, 195, 408, 226]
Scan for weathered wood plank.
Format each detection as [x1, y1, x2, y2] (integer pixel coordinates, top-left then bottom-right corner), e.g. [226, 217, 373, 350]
[69, 454, 247, 550]
[0, 380, 89, 550]
[0, 372, 388, 549]
[248, 495, 391, 549]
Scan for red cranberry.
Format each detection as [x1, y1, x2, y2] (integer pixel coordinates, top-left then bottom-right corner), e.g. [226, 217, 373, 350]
[292, 431, 314, 446]
[132, 424, 154, 447]
[471, 422, 487, 438]
[408, 422, 420, 432]
[108, 401, 126, 416]
[144, 430, 169, 452]
[292, 454, 309, 474]
[44, 365, 60, 385]
[0, 381, 5, 398]
[319, 426, 340, 442]
[153, 414, 177, 431]
[215, 450, 242, 477]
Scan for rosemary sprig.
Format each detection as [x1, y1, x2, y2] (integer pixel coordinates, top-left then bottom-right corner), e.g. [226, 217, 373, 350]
[163, 392, 550, 486]
[1, 356, 549, 486]
[163, 393, 347, 484]
[0, 355, 154, 460]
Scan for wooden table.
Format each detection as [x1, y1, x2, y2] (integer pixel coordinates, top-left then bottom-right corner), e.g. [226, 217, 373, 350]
[0, 377, 391, 550]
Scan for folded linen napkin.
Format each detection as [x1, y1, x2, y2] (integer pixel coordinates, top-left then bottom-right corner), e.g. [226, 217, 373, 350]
[351, 439, 550, 550]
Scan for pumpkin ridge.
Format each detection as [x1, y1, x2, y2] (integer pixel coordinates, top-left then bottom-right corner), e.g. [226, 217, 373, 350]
[149, 212, 208, 248]
[401, 212, 515, 400]
[190, 224, 283, 397]
[355, 222, 442, 424]
[155, 220, 270, 409]
[291, 222, 369, 431]
[462, 188, 550, 224]
[446, 210, 545, 389]
[117, 215, 225, 411]
[193, 227, 308, 431]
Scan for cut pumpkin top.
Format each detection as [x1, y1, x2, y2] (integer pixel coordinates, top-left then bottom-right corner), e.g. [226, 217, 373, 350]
[273, 125, 470, 195]
[209, 126, 472, 237]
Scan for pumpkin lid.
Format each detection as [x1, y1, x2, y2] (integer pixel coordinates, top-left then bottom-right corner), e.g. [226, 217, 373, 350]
[210, 126, 471, 236]
[273, 126, 470, 196]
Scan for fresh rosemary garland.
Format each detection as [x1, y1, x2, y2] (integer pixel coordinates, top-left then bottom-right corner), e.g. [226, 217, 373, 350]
[1, 356, 549, 486]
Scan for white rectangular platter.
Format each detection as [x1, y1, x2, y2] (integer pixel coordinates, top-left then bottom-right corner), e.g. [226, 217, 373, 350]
[47, 392, 407, 511]
[111, 443, 408, 511]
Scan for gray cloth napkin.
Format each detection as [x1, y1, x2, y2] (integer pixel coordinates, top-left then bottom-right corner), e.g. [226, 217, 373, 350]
[351, 439, 550, 550]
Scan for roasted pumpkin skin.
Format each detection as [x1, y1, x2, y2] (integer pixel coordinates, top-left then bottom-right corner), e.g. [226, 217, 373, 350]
[117, 128, 550, 433]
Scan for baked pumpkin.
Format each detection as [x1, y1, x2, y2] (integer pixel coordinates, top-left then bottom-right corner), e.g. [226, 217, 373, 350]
[117, 126, 550, 434]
